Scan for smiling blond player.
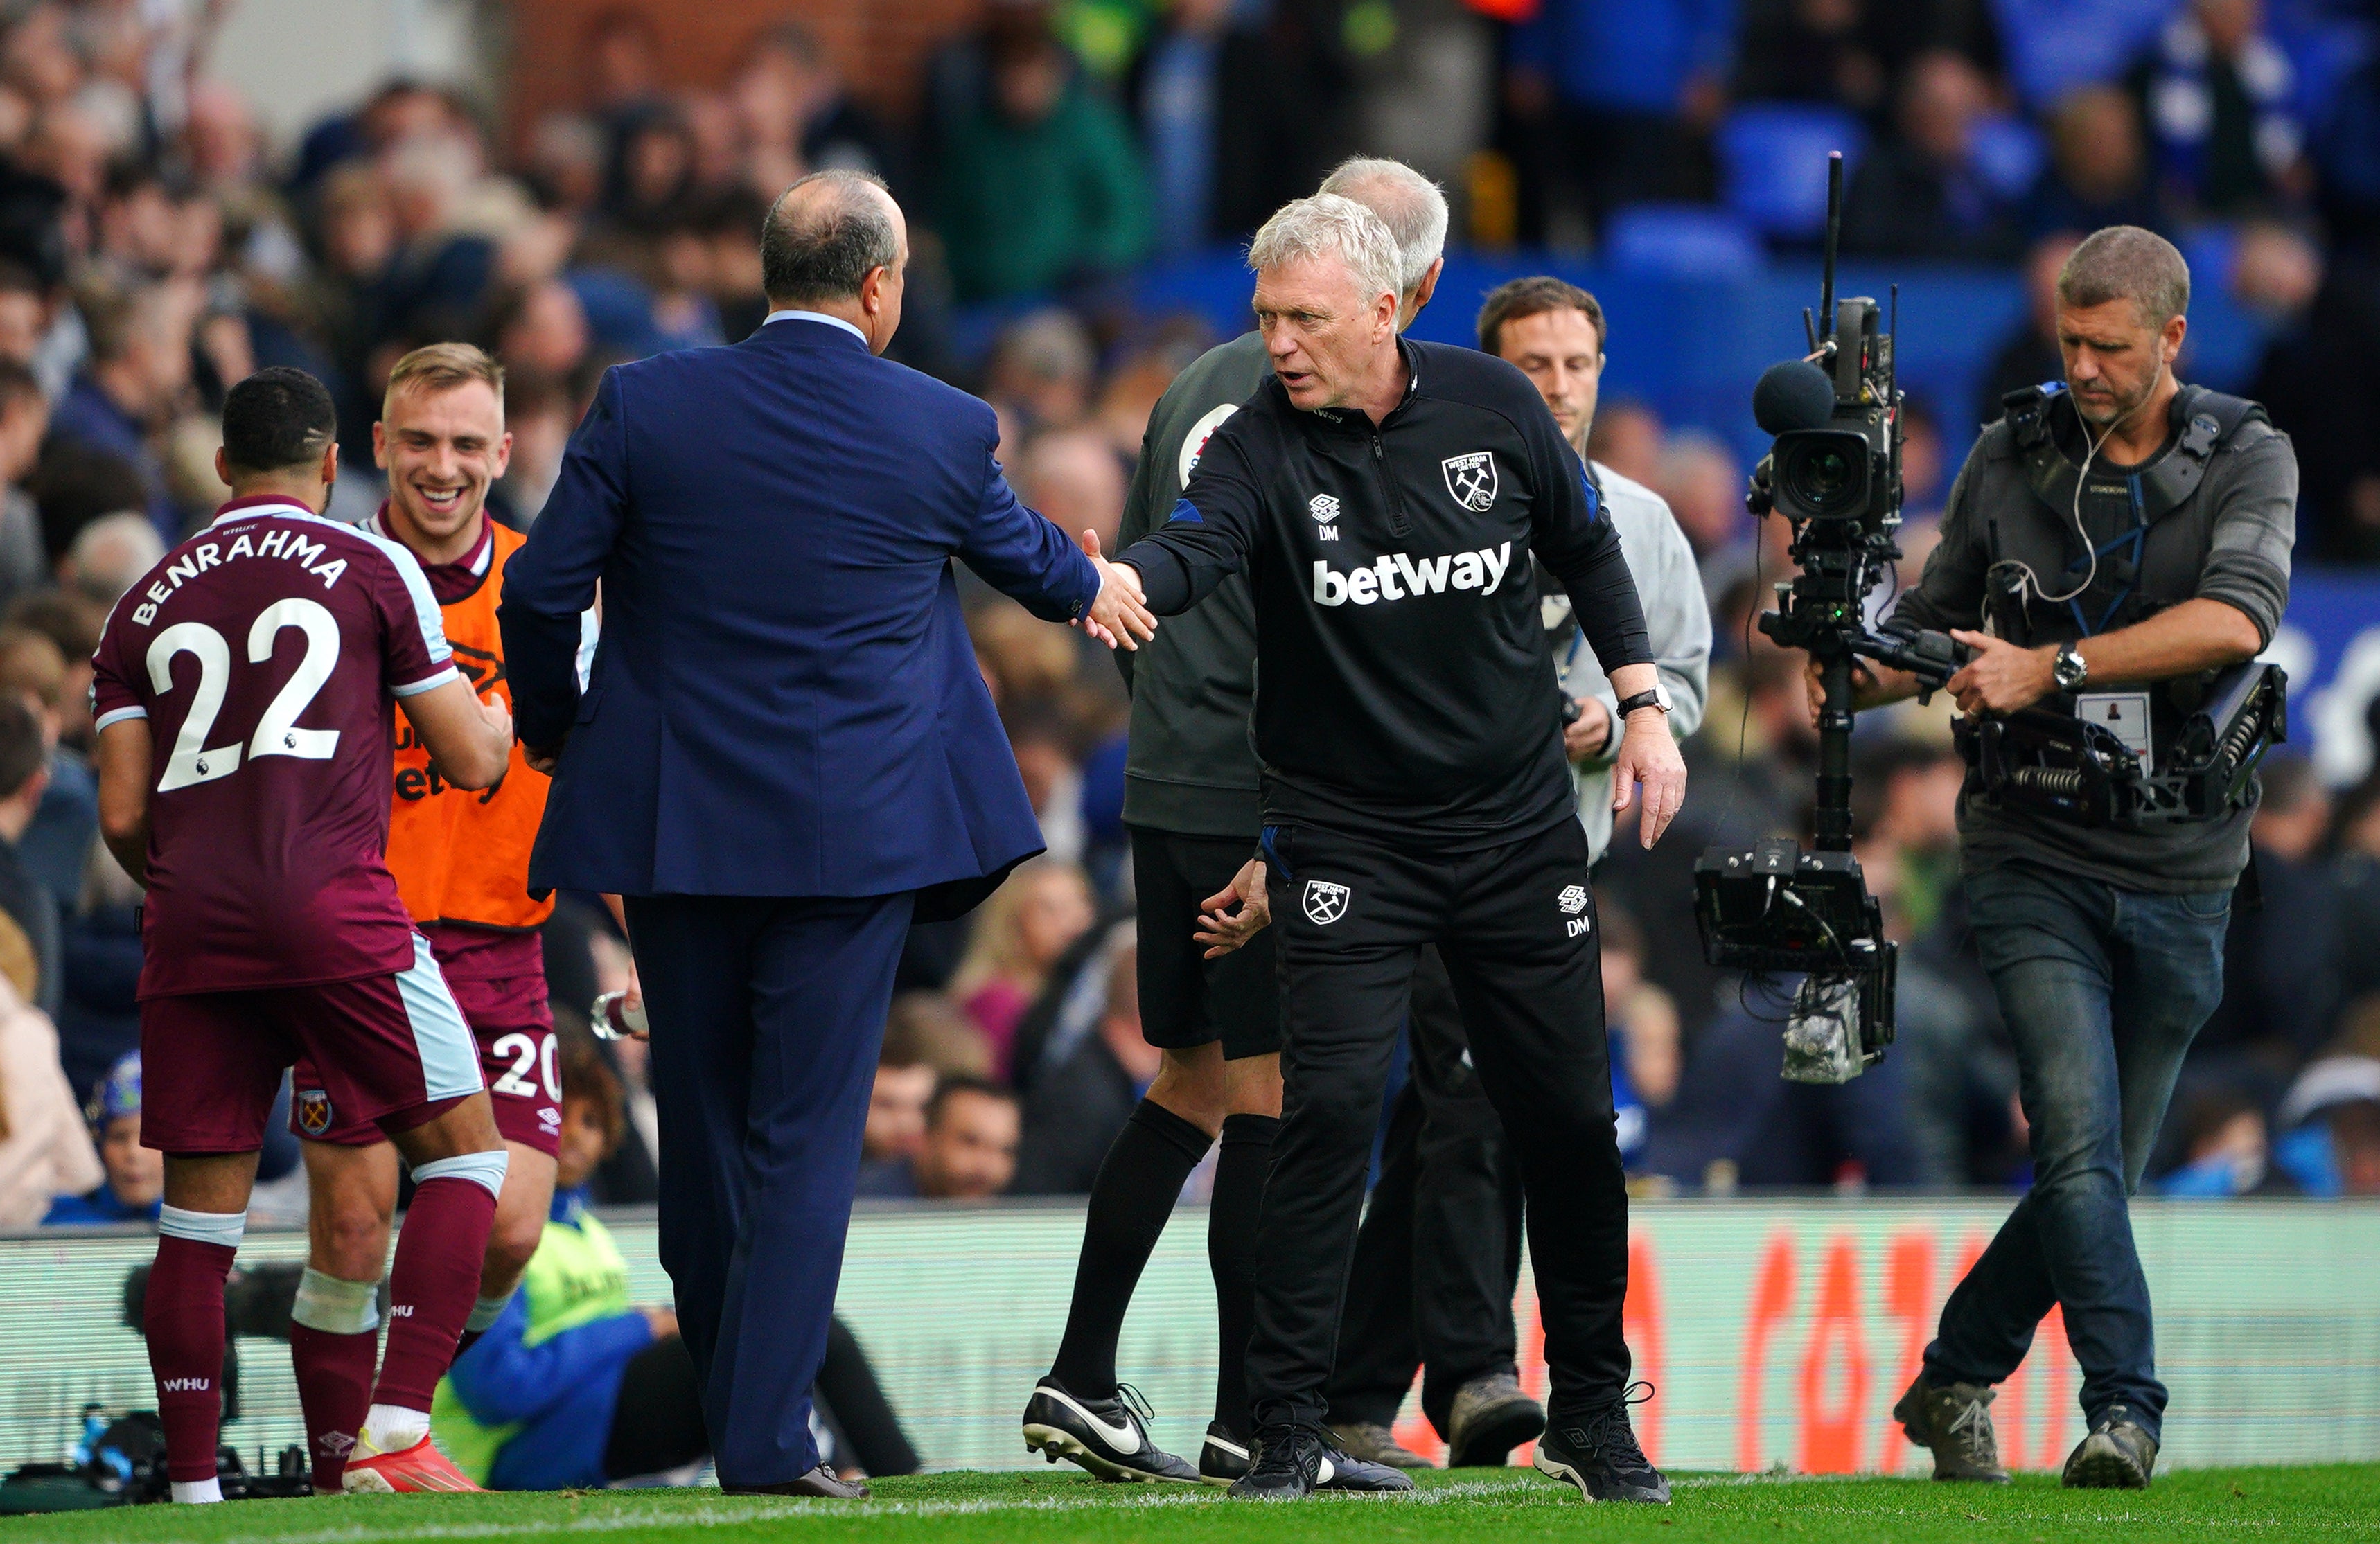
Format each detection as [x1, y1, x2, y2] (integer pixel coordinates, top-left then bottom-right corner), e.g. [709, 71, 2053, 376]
[283, 344, 575, 1493]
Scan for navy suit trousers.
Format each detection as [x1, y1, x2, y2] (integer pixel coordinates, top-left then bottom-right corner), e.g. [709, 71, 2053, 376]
[624, 891, 915, 1484]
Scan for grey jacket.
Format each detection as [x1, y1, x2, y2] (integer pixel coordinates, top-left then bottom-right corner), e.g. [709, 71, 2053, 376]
[1891, 383, 2296, 893]
[1554, 461, 1711, 862]
[1114, 332, 1270, 837]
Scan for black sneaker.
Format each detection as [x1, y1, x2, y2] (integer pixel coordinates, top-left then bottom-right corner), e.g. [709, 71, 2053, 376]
[1315, 1441, 1417, 1493]
[1893, 1373, 2011, 1483]
[1199, 1423, 1251, 1485]
[1228, 1425, 1325, 1500]
[1224, 1426, 1413, 1498]
[2061, 1405, 2158, 1489]
[1021, 1378, 1201, 1483]
[1535, 1385, 1669, 1504]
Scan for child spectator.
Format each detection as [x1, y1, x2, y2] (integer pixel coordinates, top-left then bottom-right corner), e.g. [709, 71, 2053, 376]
[41, 1047, 152, 1223]
[433, 1033, 704, 1488]
[1601, 907, 1680, 1169]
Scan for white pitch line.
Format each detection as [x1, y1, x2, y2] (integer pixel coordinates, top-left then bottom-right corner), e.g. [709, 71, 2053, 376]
[107, 1480, 1560, 1544]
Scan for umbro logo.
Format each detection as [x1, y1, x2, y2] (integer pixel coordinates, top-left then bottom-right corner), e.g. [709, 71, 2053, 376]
[1308, 493, 1341, 522]
[1559, 885, 1588, 914]
[1303, 880, 1351, 925]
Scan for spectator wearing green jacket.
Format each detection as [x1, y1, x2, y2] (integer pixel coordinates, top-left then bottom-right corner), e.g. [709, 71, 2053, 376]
[935, 27, 1152, 302]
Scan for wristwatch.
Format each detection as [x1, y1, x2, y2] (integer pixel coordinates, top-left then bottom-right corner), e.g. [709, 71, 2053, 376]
[1615, 685, 1673, 719]
[2052, 644, 2090, 692]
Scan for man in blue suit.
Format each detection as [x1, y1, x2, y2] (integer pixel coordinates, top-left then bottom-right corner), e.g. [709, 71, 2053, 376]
[499, 170, 1154, 1496]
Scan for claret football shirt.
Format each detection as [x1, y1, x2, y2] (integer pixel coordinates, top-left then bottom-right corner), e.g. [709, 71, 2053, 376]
[91, 497, 460, 997]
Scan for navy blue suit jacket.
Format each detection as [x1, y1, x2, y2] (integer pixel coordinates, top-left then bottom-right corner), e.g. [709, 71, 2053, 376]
[500, 317, 1099, 921]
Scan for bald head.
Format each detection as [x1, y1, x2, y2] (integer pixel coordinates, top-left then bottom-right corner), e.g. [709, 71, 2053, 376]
[1317, 157, 1447, 299]
[761, 170, 903, 309]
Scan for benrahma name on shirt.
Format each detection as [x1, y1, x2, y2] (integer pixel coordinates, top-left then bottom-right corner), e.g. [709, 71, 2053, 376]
[127, 525, 355, 627]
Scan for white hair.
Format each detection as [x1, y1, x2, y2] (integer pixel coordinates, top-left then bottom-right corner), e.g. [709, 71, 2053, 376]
[1317, 157, 1448, 297]
[1247, 195, 1404, 311]
[68, 511, 167, 605]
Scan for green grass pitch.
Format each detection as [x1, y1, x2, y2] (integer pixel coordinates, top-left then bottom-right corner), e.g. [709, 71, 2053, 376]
[4, 1466, 2377, 1544]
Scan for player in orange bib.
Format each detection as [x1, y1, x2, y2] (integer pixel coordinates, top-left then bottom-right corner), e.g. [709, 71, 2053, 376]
[283, 344, 580, 1492]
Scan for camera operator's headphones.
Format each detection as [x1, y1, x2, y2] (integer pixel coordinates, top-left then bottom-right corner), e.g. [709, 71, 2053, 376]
[1986, 382, 2264, 638]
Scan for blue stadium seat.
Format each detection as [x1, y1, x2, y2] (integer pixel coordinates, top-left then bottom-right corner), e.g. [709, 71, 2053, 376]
[1969, 114, 2048, 200]
[1601, 205, 1763, 281]
[2179, 222, 2241, 296]
[1716, 105, 1868, 242]
[1991, 0, 2176, 110]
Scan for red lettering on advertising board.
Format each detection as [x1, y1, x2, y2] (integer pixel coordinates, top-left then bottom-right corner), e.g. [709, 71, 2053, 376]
[2001, 1302, 2077, 1472]
[1950, 1232, 2001, 1464]
[1878, 1230, 1934, 1473]
[1624, 1232, 1664, 1465]
[1797, 1235, 1869, 1473]
[1737, 1231, 1797, 1473]
[2038, 1303, 2073, 1463]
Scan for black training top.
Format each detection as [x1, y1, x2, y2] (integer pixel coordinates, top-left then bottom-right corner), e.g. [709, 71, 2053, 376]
[1118, 337, 1653, 849]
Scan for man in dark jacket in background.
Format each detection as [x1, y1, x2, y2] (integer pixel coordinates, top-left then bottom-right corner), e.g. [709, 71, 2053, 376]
[1014, 948, 1156, 1194]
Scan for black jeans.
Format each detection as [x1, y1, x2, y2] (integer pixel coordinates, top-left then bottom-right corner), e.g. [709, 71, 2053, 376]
[1248, 817, 1629, 1431]
[1328, 945, 1523, 1435]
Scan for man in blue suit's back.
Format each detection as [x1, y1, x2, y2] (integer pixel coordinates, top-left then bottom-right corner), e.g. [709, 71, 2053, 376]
[500, 170, 1152, 1496]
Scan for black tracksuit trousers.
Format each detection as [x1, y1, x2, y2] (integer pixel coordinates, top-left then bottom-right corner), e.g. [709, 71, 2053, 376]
[1246, 816, 1631, 1432]
[1326, 943, 1525, 1436]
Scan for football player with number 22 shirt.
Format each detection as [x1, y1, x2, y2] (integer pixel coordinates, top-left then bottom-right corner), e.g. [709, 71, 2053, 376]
[92, 368, 516, 1500]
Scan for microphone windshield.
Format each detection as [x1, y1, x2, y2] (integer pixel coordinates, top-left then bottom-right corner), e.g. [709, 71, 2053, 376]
[1753, 360, 1837, 435]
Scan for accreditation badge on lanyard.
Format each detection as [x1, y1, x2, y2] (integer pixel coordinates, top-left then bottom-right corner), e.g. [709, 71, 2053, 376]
[2075, 691, 2153, 773]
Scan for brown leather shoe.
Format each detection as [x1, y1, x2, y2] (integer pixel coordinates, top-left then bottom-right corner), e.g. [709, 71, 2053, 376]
[721, 1464, 870, 1498]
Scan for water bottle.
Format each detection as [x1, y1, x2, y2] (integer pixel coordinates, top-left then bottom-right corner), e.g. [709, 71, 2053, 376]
[591, 990, 647, 1040]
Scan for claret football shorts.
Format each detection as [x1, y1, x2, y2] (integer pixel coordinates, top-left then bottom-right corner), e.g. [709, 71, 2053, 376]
[140, 934, 486, 1155]
[291, 971, 559, 1157]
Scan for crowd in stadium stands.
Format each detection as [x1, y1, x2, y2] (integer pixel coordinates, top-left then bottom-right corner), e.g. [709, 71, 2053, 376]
[0, 0, 2374, 1253]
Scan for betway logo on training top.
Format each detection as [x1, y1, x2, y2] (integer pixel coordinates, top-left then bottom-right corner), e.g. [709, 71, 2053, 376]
[1312, 541, 1512, 607]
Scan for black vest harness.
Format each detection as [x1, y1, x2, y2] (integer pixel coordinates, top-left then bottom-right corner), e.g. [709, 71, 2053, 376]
[1989, 382, 2265, 645]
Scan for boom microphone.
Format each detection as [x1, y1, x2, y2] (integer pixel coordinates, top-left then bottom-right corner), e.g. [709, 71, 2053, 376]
[1752, 359, 1837, 435]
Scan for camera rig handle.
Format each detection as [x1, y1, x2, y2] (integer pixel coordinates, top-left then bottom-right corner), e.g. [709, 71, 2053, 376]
[1853, 626, 1970, 699]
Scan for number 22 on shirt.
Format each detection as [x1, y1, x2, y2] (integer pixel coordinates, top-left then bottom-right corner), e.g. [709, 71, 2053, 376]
[146, 597, 342, 791]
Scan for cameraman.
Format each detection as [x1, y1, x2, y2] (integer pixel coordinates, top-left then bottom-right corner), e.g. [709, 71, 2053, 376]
[1831, 227, 2293, 1490]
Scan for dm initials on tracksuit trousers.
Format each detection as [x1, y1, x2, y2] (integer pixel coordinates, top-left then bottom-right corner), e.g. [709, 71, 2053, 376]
[1246, 815, 1632, 1431]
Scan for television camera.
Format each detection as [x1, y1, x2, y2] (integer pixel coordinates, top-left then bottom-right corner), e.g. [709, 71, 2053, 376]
[1693, 154, 2286, 1084]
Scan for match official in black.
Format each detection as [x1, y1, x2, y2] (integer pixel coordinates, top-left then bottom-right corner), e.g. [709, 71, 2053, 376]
[1116, 195, 1686, 1504]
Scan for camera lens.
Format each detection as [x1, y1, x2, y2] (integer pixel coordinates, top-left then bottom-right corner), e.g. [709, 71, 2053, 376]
[1781, 437, 1866, 517]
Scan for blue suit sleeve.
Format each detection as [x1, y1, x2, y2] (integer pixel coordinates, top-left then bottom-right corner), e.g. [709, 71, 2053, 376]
[500, 367, 630, 750]
[957, 447, 1101, 623]
[444, 1295, 655, 1426]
